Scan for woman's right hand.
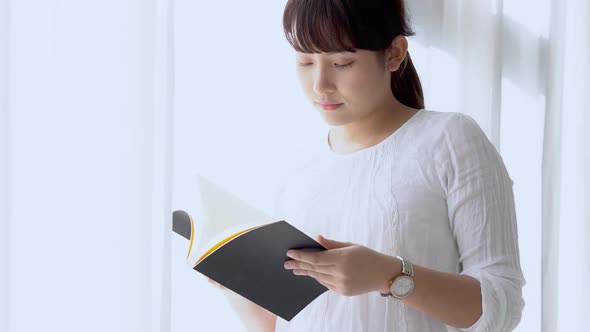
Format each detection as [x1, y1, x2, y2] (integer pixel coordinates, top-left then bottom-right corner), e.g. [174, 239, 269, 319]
[212, 278, 277, 331]
[208, 278, 226, 290]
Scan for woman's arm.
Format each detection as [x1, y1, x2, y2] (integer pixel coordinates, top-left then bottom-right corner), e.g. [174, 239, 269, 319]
[417, 113, 525, 331]
[211, 279, 277, 332]
[372, 255, 482, 329]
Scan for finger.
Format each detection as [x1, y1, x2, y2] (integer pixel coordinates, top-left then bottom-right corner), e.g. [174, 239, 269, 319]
[317, 279, 336, 291]
[292, 269, 338, 285]
[285, 260, 337, 275]
[287, 249, 343, 265]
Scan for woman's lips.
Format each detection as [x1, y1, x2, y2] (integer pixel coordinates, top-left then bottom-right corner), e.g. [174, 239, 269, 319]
[316, 102, 343, 111]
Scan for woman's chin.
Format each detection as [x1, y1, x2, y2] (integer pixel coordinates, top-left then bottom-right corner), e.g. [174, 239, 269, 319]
[319, 113, 350, 127]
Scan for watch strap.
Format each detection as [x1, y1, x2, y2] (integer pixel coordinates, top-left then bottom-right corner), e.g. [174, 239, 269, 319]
[380, 256, 413, 297]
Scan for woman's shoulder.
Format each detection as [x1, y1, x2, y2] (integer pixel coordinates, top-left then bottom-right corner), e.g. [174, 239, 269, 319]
[415, 109, 481, 133]
[401, 110, 488, 151]
[397, 110, 503, 183]
[418, 109, 509, 176]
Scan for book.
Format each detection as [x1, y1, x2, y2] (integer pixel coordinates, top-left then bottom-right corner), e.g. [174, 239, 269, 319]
[172, 209, 329, 322]
[188, 175, 277, 253]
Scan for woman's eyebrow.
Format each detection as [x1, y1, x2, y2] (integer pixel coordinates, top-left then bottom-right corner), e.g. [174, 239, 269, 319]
[295, 52, 356, 60]
[326, 51, 355, 55]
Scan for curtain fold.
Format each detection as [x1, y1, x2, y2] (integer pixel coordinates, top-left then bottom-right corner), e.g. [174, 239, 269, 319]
[0, 1, 12, 331]
[547, 0, 590, 330]
[150, 0, 174, 331]
[1, 0, 173, 331]
[541, 0, 567, 330]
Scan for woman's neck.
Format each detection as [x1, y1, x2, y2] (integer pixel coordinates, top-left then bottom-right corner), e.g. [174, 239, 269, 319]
[328, 99, 419, 154]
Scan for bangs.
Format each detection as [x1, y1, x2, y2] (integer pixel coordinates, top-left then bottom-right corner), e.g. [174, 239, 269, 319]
[283, 0, 356, 54]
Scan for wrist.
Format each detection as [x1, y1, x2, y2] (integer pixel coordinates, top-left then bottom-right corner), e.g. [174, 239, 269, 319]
[374, 254, 402, 294]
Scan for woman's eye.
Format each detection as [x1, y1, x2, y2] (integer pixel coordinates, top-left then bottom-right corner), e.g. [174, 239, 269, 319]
[334, 62, 354, 68]
[297, 61, 354, 68]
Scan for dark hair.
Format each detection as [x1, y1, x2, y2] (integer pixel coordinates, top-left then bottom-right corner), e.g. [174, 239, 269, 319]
[283, 0, 424, 110]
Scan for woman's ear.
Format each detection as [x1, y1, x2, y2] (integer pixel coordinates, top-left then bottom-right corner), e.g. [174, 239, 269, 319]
[386, 36, 409, 72]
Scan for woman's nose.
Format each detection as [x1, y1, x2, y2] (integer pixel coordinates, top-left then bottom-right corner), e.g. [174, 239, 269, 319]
[312, 67, 335, 95]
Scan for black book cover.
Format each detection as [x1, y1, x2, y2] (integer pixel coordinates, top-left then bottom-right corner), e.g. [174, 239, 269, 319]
[172, 210, 329, 321]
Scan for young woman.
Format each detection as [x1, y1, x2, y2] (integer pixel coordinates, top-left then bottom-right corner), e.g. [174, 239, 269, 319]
[212, 1, 525, 331]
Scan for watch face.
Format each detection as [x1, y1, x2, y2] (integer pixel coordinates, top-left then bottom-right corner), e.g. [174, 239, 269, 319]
[391, 275, 414, 298]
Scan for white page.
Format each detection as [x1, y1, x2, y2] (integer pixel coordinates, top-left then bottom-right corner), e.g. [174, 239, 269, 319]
[186, 175, 279, 266]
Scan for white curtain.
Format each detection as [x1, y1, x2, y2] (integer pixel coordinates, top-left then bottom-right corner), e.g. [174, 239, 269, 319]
[1, 1, 11, 331]
[407, 0, 590, 331]
[544, 0, 590, 330]
[0, 0, 174, 331]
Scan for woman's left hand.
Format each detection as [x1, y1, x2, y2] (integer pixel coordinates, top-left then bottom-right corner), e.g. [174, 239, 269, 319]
[284, 235, 399, 297]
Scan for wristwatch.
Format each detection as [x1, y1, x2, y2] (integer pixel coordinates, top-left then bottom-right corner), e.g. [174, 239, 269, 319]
[380, 256, 414, 299]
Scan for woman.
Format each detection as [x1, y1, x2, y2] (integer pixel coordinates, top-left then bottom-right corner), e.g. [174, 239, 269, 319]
[213, 0, 526, 331]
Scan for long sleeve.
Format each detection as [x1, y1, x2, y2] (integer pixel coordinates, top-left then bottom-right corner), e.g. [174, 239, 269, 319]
[443, 114, 526, 331]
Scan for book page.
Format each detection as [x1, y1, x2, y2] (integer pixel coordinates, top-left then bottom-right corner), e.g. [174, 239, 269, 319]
[186, 175, 279, 266]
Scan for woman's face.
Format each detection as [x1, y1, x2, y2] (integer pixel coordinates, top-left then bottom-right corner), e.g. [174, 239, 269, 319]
[295, 49, 392, 126]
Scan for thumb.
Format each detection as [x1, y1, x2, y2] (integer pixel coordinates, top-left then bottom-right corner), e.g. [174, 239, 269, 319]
[316, 234, 352, 249]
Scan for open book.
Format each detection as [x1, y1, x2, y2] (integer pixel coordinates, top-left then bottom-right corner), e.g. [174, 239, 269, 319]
[172, 178, 328, 321]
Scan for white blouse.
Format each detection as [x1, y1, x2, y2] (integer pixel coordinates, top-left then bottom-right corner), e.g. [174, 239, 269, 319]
[273, 109, 526, 332]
